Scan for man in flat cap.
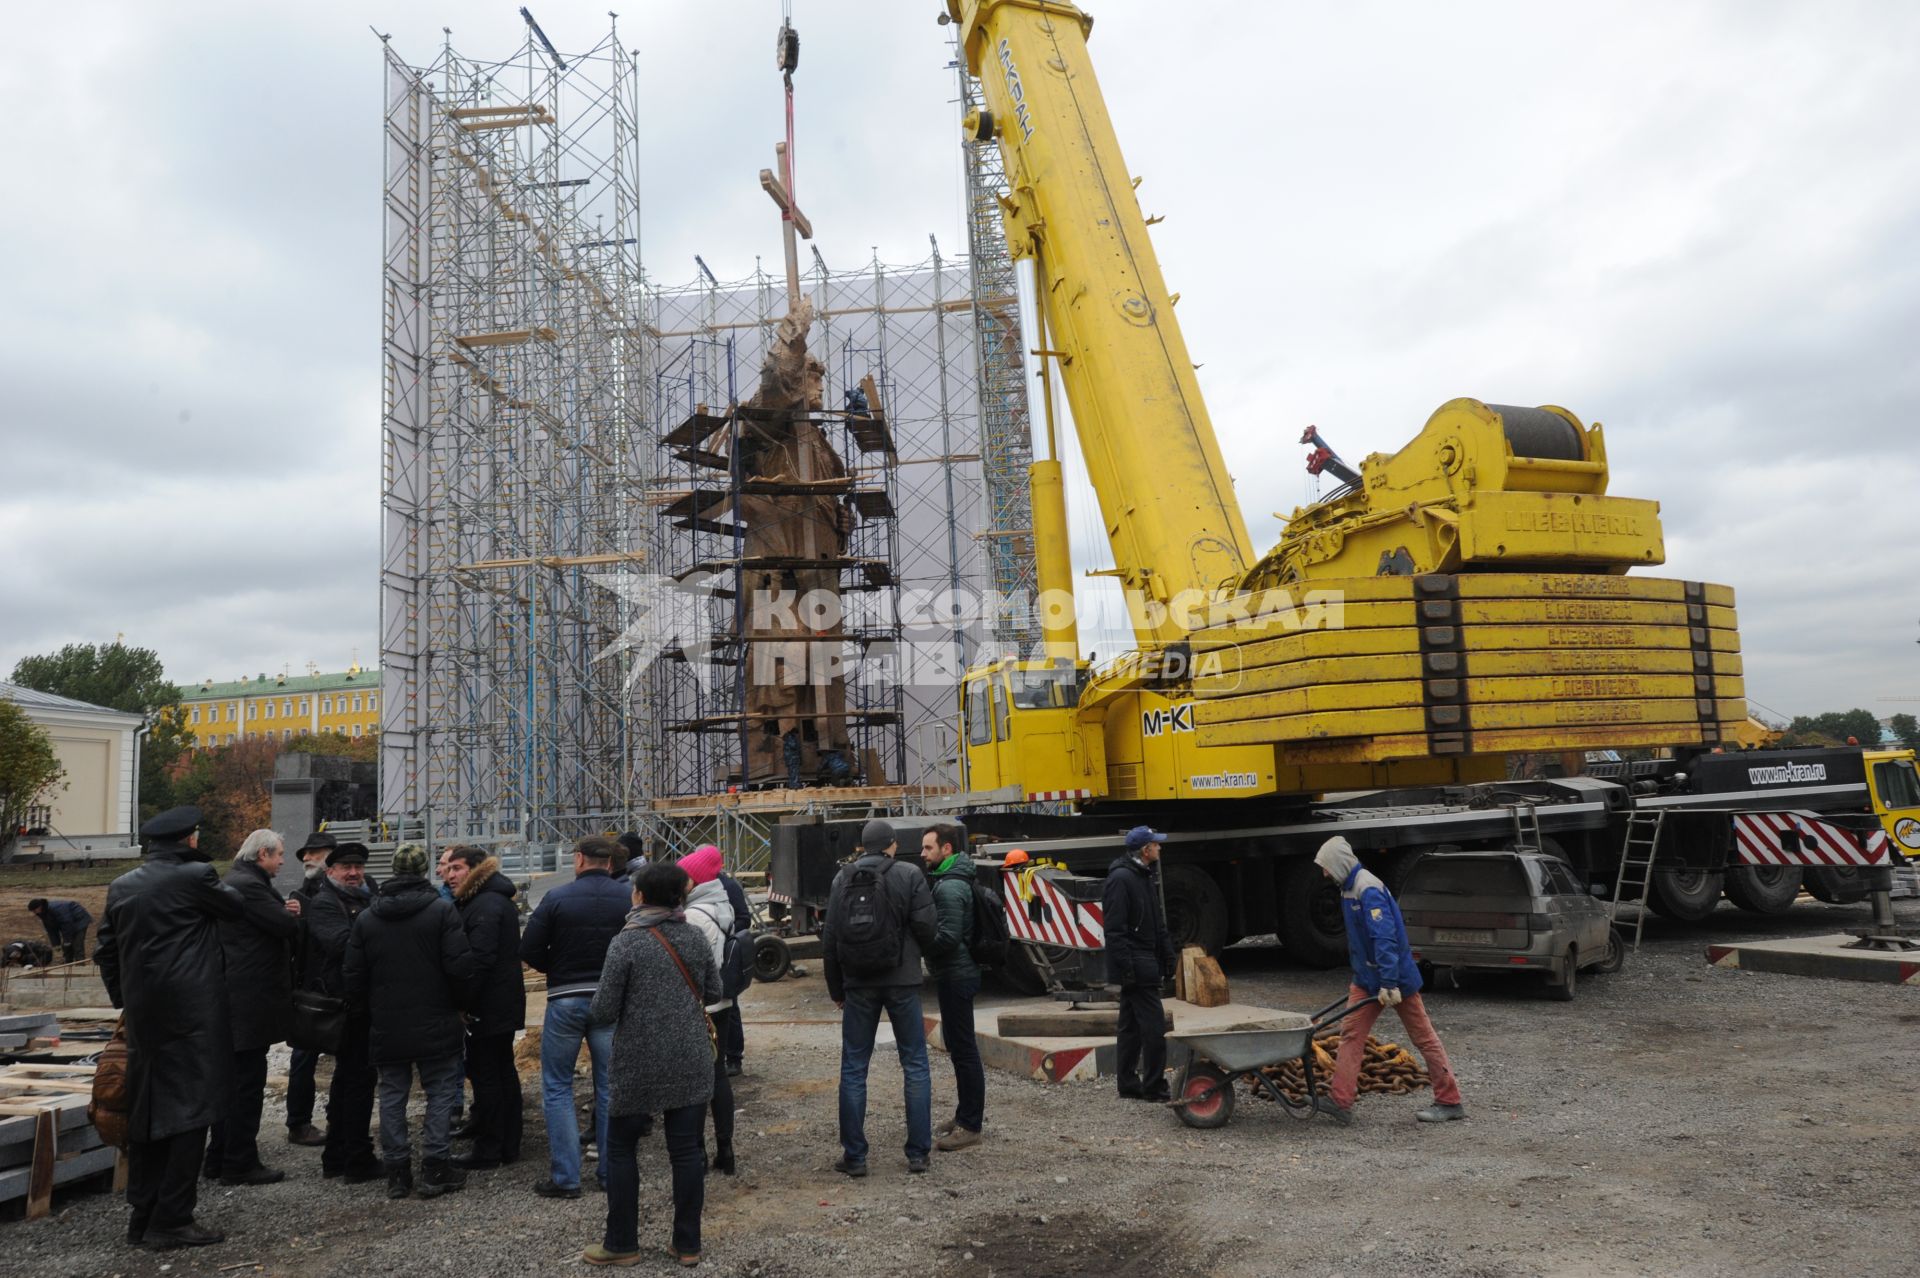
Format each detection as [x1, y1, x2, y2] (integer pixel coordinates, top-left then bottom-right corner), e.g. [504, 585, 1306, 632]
[821, 819, 938, 1177]
[298, 841, 381, 1182]
[95, 805, 245, 1250]
[282, 831, 337, 1146]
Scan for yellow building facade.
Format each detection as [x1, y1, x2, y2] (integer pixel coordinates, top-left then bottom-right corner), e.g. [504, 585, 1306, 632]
[174, 665, 382, 749]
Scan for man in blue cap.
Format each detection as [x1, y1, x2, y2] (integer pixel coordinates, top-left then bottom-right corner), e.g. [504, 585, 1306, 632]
[96, 804, 245, 1250]
[1103, 825, 1177, 1101]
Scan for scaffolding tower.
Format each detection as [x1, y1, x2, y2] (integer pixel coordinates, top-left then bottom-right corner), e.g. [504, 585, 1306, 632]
[641, 253, 996, 795]
[958, 62, 1040, 657]
[654, 379, 905, 794]
[378, 22, 1038, 860]
[378, 19, 650, 851]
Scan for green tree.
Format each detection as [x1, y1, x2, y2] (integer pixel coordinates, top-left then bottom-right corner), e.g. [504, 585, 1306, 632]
[10, 641, 178, 714]
[10, 640, 189, 821]
[0, 700, 66, 850]
[1782, 708, 1884, 748]
[1890, 713, 1920, 752]
[285, 731, 377, 764]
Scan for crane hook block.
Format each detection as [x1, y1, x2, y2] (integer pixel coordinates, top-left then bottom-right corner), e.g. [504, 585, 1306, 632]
[776, 21, 800, 74]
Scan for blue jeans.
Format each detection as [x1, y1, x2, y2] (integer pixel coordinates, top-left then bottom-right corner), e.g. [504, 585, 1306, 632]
[838, 985, 931, 1163]
[542, 995, 614, 1190]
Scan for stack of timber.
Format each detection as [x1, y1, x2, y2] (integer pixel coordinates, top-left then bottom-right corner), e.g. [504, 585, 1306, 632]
[1188, 572, 1744, 761]
[0, 1055, 118, 1219]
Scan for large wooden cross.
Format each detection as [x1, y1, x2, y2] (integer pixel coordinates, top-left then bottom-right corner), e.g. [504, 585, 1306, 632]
[759, 141, 812, 310]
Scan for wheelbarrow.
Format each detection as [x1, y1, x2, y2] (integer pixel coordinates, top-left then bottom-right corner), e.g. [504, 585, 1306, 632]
[1165, 993, 1378, 1129]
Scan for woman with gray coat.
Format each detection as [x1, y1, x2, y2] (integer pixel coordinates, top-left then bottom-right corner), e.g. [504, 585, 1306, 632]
[585, 862, 722, 1268]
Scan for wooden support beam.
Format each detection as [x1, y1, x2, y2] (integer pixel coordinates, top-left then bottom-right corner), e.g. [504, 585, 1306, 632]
[758, 168, 814, 240]
[454, 327, 559, 349]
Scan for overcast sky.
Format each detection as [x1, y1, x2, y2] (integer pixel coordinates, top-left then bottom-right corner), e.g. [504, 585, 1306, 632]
[1, 1, 1915, 724]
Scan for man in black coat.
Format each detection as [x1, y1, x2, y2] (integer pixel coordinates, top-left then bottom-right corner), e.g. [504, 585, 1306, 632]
[1102, 825, 1177, 1103]
[28, 897, 92, 962]
[344, 843, 477, 1199]
[282, 831, 335, 1146]
[445, 846, 526, 1170]
[95, 805, 245, 1250]
[300, 841, 380, 1181]
[205, 830, 302, 1186]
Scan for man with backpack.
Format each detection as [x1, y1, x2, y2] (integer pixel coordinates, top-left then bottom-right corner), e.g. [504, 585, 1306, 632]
[919, 823, 987, 1152]
[821, 820, 938, 1177]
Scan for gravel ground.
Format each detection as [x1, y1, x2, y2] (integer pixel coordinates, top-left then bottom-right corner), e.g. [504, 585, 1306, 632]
[9, 896, 1918, 1278]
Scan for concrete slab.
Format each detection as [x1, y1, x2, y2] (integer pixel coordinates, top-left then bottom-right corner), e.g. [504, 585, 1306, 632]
[925, 998, 1300, 1084]
[1705, 934, 1920, 986]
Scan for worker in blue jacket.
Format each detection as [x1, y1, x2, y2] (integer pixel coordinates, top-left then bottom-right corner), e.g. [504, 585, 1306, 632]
[29, 897, 92, 962]
[1311, 837, 1465, 1124]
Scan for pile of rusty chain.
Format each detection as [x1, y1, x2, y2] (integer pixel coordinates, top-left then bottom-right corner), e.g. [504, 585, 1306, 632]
[1249, 1030, 1428, 1103]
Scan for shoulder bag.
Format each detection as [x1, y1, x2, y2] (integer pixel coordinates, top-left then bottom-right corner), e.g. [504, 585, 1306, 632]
[650, 927, 720, 1063]
[288, 988, 347, 1055]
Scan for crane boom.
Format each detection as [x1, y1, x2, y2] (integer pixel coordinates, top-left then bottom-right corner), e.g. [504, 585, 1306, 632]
[949, 0, 1253, 647]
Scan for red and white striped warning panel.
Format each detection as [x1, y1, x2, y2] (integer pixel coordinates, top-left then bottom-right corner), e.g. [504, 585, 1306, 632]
[1732, 811, 1890, 866]
[1001, 871, 1106, 951]
[1026, 789, 1093, 802]
[766, 888, 793, 906]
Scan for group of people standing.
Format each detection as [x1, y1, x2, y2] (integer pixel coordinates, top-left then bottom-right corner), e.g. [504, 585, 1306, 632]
[94, 806, 752, 1266]
[87, 797, 1462, 1262]
[94, 809, 536, 1246]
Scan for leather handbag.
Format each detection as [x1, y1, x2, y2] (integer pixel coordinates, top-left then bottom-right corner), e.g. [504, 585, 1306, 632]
[288, 989, 348, 1055]
[88, 1015, 131, 1150]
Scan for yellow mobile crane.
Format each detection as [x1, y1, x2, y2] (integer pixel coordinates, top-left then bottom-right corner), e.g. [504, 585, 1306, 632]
[943, 0, 1746, 808]
[774, 4, 1882, 972]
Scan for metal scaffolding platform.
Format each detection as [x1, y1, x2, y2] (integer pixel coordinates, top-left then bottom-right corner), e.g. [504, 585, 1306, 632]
[377, 18, 647, 850]
[377, 19, 1039, 859]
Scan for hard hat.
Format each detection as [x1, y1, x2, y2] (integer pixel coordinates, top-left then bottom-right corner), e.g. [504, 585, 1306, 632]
[1003, 848, 1030, 867]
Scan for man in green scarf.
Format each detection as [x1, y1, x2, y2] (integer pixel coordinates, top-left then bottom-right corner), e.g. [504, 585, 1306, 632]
[920, 823, 984, 1151]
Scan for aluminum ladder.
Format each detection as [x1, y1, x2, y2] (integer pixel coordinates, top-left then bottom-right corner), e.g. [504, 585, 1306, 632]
[1508, 802, 1544, 853]
[1609, 809, 1667, 951]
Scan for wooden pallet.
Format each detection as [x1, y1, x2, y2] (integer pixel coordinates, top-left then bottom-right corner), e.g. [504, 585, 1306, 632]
[0, 1063, 121, 1219]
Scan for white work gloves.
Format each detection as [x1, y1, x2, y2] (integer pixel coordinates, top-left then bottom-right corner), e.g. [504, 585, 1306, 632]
[1378, 986, 1403, 1008]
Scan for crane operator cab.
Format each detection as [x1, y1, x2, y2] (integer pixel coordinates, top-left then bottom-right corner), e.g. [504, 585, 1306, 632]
[960, 657, 1102, 802]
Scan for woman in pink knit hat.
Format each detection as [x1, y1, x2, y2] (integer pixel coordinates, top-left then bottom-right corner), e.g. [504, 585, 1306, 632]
[681, 846, 739, 1175]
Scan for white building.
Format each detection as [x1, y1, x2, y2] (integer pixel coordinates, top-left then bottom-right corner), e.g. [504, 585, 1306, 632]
[0, 682, 143, 857]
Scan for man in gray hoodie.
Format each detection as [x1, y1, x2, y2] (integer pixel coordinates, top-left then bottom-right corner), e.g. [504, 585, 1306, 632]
[1311, 836, 1465, 1124]
[821, 820, 938, 1177]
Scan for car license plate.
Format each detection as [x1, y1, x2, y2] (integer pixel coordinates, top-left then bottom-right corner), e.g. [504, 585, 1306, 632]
[1434, 929, 1494, 945]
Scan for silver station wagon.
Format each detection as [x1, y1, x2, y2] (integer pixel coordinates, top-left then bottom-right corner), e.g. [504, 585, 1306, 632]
[1401, 850, 1625, 1000]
